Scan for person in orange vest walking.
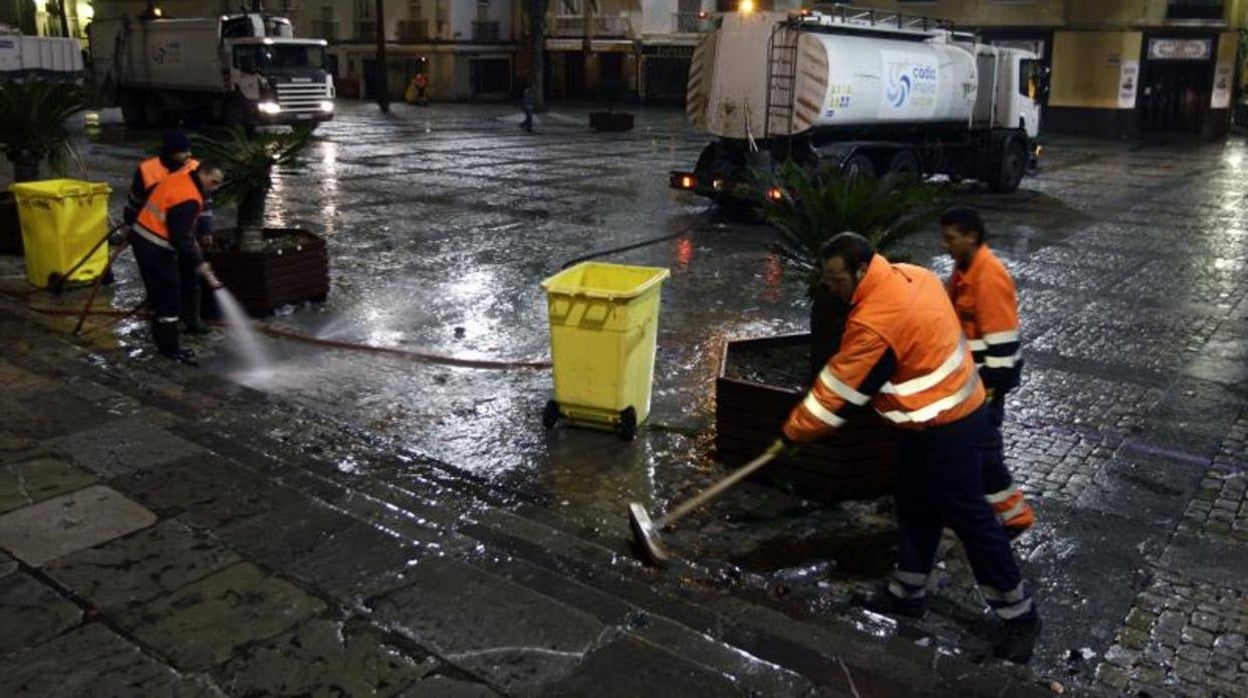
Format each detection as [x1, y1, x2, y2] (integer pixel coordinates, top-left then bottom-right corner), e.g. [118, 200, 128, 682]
[129, 163, 226, 366]
[122, 131, 216, 335]
[406, 72, 429, 105]
[940, 207, 1035, 540]
[776, 232, 1041, 664]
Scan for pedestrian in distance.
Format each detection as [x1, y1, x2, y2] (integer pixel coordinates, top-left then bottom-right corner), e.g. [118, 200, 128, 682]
[940, 207, 1035, 540]
[122, 131, 216, 335]
[772, 232, 1042, 664]
[405, 72, 429, 106]
[129, 162, 226, 366]
[520, 82, 536, 132]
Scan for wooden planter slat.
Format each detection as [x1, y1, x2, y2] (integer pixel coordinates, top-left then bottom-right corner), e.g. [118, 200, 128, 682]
[716, 332, 895, 499]
[204, 228, 329, 316]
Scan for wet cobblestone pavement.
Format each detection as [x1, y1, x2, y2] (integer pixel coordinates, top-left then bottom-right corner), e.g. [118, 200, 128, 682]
[0, 102, 1246, 695]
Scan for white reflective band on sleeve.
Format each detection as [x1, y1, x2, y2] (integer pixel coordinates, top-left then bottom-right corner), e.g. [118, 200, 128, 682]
[981, 582, 1028, 603]
[985, 488, 1018, 504]
[888, 580, 926, 600]
[983, 353, 1020, 369]
[997, 500, 1030, 524]
[802, 393, 845, 427]
[879, 372, 979, 424]
[983, 329, 1019, 344]
[968, 339, 988, 351]
[132, 224, 173, 250]
[893, 570, 929, 586]
[994, 597, 1034, 620]
[880, 343, 967, 396]
[819, 367, 870, 405]
[156, 316, 180, 324]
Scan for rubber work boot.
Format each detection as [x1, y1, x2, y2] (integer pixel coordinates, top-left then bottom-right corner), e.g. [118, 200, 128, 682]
[853, 586, 926, 620]
[152, 320, 196, 366]
[993, 612, 1042, 664]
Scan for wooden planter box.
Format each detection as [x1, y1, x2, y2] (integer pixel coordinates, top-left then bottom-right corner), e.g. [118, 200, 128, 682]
[0, 192, 22, 255]
[589, 112, 634, 132]
[717, 333, 896, 499]
[204, 227, 329, 316]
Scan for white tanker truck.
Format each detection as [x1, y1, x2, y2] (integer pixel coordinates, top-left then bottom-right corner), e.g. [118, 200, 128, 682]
[671, 5, 1049, 204]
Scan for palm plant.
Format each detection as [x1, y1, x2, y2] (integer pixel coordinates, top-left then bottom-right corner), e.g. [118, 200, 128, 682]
[0, 80, 86, 182]
[191, 126, 315, 236]
[756, 160, 946, 373]
[760, 160, 944, 296]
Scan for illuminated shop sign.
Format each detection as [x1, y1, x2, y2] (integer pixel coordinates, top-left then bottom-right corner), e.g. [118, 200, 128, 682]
[1147, 38, 1212, 61]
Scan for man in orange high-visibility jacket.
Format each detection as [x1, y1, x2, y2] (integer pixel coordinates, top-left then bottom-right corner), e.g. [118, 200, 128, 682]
[941, 207, 1035, 540]
[130, 163, 226, 366]
[778, 232, 1040, 664]
[122, 131, 216, 335]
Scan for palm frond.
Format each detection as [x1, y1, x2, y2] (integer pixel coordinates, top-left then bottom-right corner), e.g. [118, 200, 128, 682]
[0, 80, 86, 177]
[190, 126, 315, 207]
[756, 161, 945, 294]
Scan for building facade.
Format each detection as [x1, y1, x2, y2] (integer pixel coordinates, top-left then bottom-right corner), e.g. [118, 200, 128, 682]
[850, 0, 1248, 138]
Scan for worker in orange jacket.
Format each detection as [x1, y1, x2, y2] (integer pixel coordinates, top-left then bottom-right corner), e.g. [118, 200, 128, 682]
[123, 132, 216, 334]
[130, 163, 226, 365]
[940, 208, 1034, 540]
[778, 232, 1040, 664]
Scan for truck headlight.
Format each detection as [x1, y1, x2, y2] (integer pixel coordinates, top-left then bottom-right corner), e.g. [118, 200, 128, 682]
[319, 100, 334, 112]
[258, 101, 281, 115]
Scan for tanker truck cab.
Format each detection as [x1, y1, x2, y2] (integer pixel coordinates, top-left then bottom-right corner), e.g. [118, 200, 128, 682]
[228, 37, 335, 125]
[672, 5, 1048, 206]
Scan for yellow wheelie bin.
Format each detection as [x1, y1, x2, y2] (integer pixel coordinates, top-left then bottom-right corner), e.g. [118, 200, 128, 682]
[10, 179, 112, 289]
[541, 262, 670, 440]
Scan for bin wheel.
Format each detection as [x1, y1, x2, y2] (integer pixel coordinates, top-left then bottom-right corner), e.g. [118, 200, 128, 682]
[542, 400, 561, 430]
[617, 406, 637, 441]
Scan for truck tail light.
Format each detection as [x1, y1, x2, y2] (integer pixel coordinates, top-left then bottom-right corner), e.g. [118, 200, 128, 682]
[766, 187, 785, 202]
[669, 172, 697, 190]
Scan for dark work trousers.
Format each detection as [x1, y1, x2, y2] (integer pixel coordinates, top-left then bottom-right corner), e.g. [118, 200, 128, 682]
[129, 230, 182, 356]
[894, 405, 1027, 609]
[177, 255, 204, 329]
[982, 395, 1013, 495]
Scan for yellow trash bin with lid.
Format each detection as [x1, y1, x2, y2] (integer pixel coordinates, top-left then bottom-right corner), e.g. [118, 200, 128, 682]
[10, 179, 112, 289]
[541, 262, 671, 441]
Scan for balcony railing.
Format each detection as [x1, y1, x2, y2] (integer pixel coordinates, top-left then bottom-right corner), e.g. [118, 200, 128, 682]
[310, 19, 337, 42]
[397, 19, 429, 42]
[550, 14, 632, 38]
[1166, 0, 1224, 20]
[472, 20, 501, 42]
[672, 12, 714, 33]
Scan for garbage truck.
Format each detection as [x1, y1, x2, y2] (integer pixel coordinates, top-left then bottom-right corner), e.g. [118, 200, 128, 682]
[670, 4, 1049, 204]
[87, 11, 334, 128]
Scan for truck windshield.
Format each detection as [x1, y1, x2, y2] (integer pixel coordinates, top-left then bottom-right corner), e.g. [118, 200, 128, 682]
[1020, 59, 1050, 103]
[234, 44, 325, 74]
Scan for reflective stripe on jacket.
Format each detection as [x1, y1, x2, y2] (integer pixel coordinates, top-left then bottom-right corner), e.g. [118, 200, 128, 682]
[783, 255, 985, 441]
[948, 244, 1022, 393]
[137, 170, 204, 241]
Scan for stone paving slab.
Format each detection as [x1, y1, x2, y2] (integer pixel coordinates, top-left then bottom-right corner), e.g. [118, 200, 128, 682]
[279, 521, 422, 603]
[0, 571, 81, 656]
[117, 453, 304, 528]
[371, 557, 607, 696]
[43, 519, 241, 612]
[118, 561, 326, 671]
[0, 549, 15, 578]
[0, 382, 120, 441]
[0, 484, 156, 567]
[214, 617, 436, 696]
[0, 624, 225, 697]
[397, 676, 502, 697]
[0, 456, 97, 514]
[41, 414, 206, 478]
[549, 635, 749, 697]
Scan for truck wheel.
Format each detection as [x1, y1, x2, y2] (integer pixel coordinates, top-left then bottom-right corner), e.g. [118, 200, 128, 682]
[886, 150, 921, 180]
[143, 94, 166, 128]
[990, 137, 1027, 193]
[120, 92, 147, 128]
[223, 97, 251, 131]
[841, 154, 875, 180]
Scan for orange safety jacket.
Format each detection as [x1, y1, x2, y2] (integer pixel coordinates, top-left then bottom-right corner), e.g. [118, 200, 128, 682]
[783, 255, 985, 442]
[138, 156, 200, 190]
[948, 244, 1023, 393]
[136, 170, 204, 243]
